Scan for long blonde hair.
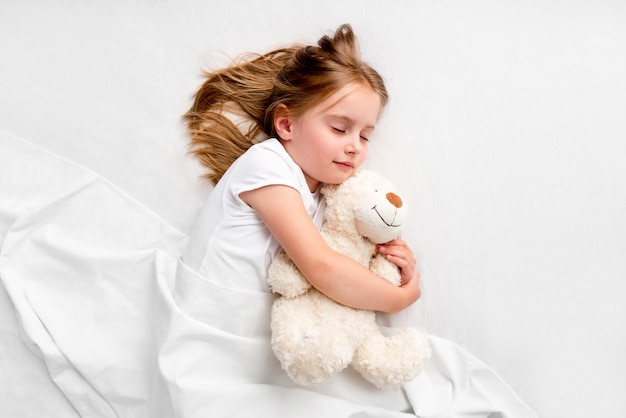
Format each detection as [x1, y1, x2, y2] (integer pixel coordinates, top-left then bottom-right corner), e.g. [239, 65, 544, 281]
[184, 24, 388, 185]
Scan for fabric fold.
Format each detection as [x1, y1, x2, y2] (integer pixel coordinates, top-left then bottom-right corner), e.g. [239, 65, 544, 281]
[1, 130, 536, 417]
[159, 259, 416, 417]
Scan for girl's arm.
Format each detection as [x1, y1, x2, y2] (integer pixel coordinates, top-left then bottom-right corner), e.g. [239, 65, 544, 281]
[240, 184, 421, 313]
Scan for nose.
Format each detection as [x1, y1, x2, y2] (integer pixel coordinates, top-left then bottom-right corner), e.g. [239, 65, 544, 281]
[386, 192, 403, 208]
[346, 134, 363, 154]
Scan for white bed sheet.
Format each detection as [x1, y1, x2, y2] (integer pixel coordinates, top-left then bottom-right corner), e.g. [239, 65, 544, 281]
[0, 130, 534, 417]
[1, 1, 625, 417]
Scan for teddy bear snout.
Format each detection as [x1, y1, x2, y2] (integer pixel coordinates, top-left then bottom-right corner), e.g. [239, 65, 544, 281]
[386, 192, 403, 208]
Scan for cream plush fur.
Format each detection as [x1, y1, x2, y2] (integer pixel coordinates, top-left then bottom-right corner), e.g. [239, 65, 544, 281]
[267, 170, 431, 389]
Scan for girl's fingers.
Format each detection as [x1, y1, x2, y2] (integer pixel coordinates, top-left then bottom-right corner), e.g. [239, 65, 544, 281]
[378, 239, 417, 275]
[378, 243, 416, 271]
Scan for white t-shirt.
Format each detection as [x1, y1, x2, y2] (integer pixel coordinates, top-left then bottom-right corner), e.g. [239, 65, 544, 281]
[182, 138, 325, 292]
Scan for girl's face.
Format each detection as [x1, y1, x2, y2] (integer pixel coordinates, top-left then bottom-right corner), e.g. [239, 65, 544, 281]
[277, 83, 381, 192]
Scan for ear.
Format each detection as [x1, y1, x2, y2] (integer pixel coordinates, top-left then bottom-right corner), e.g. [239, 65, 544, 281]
[274, 104, 294, 141]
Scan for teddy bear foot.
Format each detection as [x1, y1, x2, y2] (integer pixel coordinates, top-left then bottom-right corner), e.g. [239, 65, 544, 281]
[271, 290, 375, 386]
[279, 351, 353, 386]
[351, 329, 431, 389]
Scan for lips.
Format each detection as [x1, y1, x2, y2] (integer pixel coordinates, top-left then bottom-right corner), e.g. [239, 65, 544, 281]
[334, 161, 355, 169]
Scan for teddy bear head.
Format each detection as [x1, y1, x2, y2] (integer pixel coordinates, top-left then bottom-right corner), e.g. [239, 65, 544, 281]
[320, 170, 406, 244]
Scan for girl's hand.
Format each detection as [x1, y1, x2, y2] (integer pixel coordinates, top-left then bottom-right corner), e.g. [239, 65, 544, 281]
[377, 237, 418, 286]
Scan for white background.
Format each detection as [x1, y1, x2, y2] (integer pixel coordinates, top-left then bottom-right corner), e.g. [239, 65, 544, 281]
[1, 1, 625, 417]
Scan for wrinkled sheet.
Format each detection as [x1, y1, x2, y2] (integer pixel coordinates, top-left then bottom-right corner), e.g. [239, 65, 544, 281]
[0, 130, 536, 417]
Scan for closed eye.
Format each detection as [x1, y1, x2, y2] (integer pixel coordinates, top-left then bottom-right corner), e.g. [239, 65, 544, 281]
[331, 125, 369, 141]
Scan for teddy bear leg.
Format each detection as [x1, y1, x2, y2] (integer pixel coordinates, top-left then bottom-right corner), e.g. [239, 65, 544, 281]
[351, 329, 431, 389]
[271, 290, 374, 386]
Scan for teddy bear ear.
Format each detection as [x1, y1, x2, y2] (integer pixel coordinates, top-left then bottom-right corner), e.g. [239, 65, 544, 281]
[321, 170, 363, 198]
[358, 170, 393, 192]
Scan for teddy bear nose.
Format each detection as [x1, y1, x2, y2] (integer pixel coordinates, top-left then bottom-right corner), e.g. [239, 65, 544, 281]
[386, 192, 403, 208]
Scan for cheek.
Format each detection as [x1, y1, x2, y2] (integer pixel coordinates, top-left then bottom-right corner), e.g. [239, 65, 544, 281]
[359, 144, 369, 162]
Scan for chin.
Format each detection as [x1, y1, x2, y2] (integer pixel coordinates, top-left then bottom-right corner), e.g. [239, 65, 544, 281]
[332, 174, 355, 185]
[320, 169, 357, 186]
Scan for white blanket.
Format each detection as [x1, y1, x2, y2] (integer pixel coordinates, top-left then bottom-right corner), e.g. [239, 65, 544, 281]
[0, 130, 536, 417]
[3, 2, 625, 416]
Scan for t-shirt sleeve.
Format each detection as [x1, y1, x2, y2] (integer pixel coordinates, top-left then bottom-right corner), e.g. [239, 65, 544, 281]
[227, 142, 303, 209]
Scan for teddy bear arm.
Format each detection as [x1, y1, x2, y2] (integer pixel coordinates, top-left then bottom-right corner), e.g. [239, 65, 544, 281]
[267, 250, 311, 297]
[369, 253, 402, 287]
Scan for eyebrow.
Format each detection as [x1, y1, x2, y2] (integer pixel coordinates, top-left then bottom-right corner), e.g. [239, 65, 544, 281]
[328, 115, 376, 131]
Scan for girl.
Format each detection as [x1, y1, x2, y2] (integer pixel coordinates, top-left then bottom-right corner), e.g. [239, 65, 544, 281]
[182, 23, 421, 315]
[164, 23, 422, 416]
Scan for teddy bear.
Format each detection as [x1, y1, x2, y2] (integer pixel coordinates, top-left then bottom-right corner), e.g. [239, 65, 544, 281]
[267, 170, 431, 389]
